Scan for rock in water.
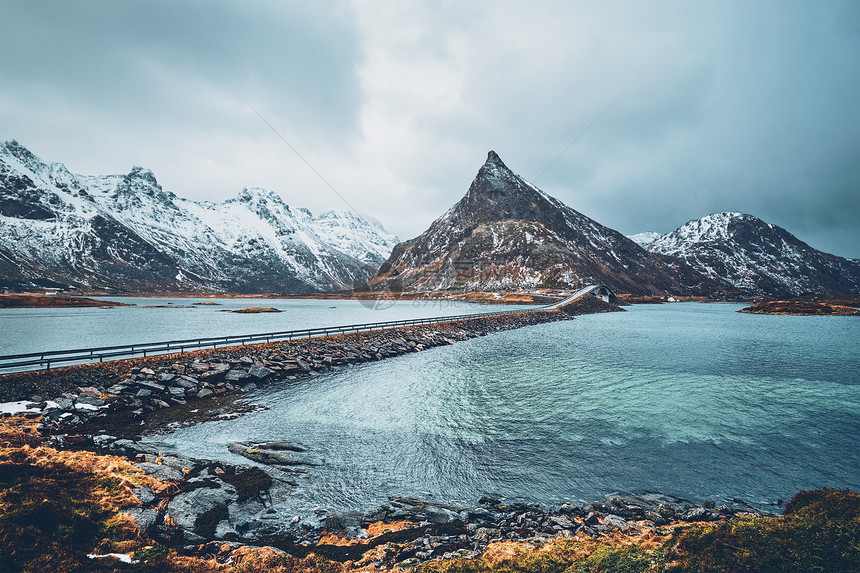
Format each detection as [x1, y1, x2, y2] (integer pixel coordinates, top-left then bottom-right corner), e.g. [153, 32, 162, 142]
[227, 441, 320, 466]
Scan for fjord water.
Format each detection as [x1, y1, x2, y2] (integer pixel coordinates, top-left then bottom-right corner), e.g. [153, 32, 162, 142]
[0, 297, 525, 356]
[154, 303, 860, 516]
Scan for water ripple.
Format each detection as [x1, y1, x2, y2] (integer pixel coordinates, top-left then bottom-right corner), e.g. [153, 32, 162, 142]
[154, 303, 860, 515]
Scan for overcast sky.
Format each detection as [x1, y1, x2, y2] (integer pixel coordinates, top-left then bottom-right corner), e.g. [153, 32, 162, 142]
[2, 0, 858, 257]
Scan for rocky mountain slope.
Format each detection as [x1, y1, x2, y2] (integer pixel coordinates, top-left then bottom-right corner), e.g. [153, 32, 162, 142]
[0, 140, 398, 293]
[637, 212, 860, 297]
[368, 151, 718, 296]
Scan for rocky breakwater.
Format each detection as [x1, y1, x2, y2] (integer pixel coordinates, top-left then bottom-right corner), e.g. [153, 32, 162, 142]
[1, 296, 620, 431]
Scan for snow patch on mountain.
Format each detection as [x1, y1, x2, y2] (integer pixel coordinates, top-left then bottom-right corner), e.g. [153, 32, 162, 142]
[627, 232, 662, 248]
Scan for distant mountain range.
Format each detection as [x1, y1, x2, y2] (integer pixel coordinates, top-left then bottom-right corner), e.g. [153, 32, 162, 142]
[369, 151, 860, 297]
[3, 141, 857, 298]
[0, 140, 398, 293]
[630, 212, 860, 297]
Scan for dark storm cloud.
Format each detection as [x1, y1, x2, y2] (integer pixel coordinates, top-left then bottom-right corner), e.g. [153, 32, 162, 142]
[430, 1, 860, 258]
[0, 1, 362, 202]
[1, 1, 857, 258]
[1, 1, 359, 128]
[489, 2, 860, 258]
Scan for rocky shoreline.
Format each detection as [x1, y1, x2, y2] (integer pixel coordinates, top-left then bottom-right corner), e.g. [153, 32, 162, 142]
[0, 409, 794, 570]
[76, 431, 780, 567]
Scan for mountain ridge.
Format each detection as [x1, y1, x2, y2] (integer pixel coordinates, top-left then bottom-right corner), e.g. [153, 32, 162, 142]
[5, 141, 857, 298]
[371, 151, 860, 297]
[0, 140, 398, 293]
[635, 211, 860, 297]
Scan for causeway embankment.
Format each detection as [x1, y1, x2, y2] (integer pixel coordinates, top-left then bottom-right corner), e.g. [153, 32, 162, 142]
[0, 296, 619, 423]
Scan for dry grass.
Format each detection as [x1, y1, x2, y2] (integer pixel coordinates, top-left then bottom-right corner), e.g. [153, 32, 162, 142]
[418, 537, 662, 573]
[0, 416, 172, 572]
[318, 521, 420, 546]
[229, 546, 344, 573]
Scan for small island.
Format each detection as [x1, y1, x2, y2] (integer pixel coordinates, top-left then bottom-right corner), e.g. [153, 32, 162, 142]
[0, 294, 128, 308]
[740, 300, 860, 316]
[230, 307, 282, 313]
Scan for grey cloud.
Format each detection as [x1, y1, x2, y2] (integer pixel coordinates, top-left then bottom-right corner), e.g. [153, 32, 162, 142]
[412, 1, 860, 258]
[1, 0, 857, 258]
[0, 1, 361, 145]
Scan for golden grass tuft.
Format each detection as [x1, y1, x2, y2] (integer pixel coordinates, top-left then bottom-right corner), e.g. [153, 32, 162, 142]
[229, 546, 345, 573]
[318, 521, 420, 546]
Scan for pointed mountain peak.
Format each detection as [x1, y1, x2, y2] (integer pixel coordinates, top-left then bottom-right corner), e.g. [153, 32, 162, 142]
[234, 187, 287, 206]
[468, 150, 527, 194]
[416, 149, 591, 244]
[1, 139, 41, 165]
[1, 139, 24, 154]
[485, 149, 504, 165]
[128, 165, 159, 187]
[474, 150, 520, 186]
[1, 139, 20, 152]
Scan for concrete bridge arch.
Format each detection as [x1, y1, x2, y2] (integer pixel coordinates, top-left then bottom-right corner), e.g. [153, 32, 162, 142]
[542, 284, 616, 309]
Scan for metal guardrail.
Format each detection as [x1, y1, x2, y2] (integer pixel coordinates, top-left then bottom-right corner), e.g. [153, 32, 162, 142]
[0, 285, 608, 374]
[0, 307, 549, 373]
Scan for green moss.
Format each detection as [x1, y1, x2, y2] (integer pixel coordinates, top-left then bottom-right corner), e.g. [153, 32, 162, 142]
[663, 489, 860, 572]
[566, 545, 658, 573]
[417, 541, 660, 573]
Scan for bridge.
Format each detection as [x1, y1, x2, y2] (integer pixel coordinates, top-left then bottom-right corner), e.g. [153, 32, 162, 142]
[0, 284, 614, 373]
[542, 284, 615, 309]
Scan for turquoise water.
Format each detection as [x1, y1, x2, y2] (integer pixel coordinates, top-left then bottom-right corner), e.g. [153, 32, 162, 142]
[0, 297, 526, 356]
[148, 303, 860, 514]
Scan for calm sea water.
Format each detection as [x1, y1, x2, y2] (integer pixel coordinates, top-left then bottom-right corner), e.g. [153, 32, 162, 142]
[148, 303, 860, 516]
[0, 297, 526, 356]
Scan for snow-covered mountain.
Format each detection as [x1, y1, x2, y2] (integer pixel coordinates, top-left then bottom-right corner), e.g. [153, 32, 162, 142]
[640, 212, 860, 296]
[627, 232, 661, 248]
[0, 140, 398, 293]
[369, 151, 718, 295]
